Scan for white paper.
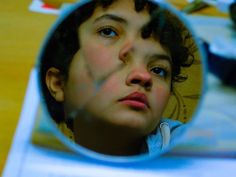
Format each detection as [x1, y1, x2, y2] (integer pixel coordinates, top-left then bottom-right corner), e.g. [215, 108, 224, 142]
[29, 0, 60, 15]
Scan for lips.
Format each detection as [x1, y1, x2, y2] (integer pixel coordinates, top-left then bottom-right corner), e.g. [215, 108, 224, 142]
[119, 92, 150, 109]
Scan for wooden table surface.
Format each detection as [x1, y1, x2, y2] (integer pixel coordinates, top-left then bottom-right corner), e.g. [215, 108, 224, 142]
[0, 0, 228, 174]
[0, 0, 56, 173]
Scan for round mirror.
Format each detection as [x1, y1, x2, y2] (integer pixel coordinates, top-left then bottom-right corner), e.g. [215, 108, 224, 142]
[35, 0, 205, 162]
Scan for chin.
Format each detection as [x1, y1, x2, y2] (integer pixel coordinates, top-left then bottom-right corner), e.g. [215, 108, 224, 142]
[106, 112, 154, 135]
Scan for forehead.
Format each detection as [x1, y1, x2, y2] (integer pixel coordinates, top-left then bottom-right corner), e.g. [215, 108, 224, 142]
[87, 0, 150, 27]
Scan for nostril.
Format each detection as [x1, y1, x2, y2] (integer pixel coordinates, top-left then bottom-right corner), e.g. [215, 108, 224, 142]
[144, 81, 151, 88]
[131, 79, 141, 84]
[130, 78, 152, 89]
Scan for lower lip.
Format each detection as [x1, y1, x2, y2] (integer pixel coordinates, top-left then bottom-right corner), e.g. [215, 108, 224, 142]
[120, 100, 148, 109]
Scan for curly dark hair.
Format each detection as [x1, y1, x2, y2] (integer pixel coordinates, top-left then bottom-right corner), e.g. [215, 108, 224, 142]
[39, 0, 196, 123]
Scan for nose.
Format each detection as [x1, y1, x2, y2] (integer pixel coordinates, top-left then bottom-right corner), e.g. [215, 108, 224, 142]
[120, 39, 152, 90]
[119, 40, 133, 62]
[126, 66, 153, 90]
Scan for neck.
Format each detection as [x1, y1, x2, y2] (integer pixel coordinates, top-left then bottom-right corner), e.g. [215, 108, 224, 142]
[73, 117, 144, 156]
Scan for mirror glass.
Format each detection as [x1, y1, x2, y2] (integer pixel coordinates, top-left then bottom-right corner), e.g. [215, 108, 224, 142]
[35, 0, 204, 161]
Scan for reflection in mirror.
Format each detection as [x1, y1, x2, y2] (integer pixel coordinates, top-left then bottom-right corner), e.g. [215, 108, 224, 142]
[38, 0, 203, 158]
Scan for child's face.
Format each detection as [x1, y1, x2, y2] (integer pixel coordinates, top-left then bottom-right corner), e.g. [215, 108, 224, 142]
[63, 0, 172, 136]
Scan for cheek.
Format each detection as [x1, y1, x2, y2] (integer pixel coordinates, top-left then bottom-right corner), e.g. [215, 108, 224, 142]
[64, 70, 95, 114]
[97, 75, 121, 100]
[82, 43, 118, 78]
[152, 86, 171, 112]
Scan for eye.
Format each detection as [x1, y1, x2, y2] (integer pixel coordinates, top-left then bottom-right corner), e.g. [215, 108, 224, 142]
[150, 67, 167, 78]
[98, 27, 118, 38]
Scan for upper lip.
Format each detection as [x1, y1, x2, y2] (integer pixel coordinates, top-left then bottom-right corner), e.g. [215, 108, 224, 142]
[119, 92, 150, 108]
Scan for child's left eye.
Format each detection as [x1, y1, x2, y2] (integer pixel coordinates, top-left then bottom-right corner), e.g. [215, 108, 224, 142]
[150, 67, 167, 77]
[98, 27, 118, 38]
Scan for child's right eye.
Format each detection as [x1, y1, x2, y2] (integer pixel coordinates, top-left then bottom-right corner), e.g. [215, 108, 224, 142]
[98, 26, 118, 38]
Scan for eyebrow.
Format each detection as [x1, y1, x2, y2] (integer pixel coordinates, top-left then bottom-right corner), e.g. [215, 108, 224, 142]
[93, 14, 127, 24]
[151, 54, 172, 64]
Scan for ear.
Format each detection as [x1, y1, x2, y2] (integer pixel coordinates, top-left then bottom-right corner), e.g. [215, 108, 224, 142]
[45, 67, 65, 102]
